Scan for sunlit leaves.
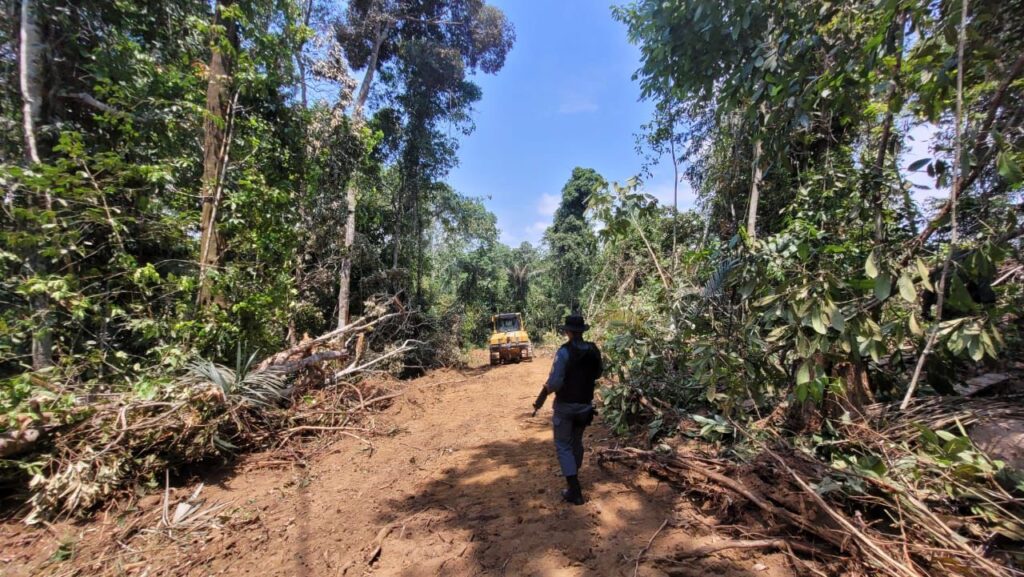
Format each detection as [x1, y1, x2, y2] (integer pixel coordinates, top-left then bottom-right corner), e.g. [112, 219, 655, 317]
[997, 151, 1023, 184]
[915, 259, 934, 291]
[897, 273, 916, 303]
[874, 273, 893, 301]
[865, 250, 879, 278]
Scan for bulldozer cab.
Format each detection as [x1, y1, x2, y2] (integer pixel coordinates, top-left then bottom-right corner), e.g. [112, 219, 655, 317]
[494, 314, 521, 333]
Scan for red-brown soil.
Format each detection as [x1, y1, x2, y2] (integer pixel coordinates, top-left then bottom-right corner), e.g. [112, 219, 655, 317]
[0, 351, 797, 577]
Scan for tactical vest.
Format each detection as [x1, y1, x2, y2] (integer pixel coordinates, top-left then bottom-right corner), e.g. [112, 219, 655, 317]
[555, 340, 602, 404]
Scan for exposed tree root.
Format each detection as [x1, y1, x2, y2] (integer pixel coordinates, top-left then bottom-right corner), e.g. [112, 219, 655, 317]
[671, 538, 824, 558]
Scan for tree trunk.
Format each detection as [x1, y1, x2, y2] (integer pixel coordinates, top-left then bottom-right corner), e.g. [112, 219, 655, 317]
[20, 0, 53, 370]
[746, 137, 763, 240]
[414, 178, 423, 305]
[337, 22, 390, 328]
[392, 183, 402, 269]
[337, 182, 357, 329]
[699, 208, 711, 249]
[871, 12, 906, 244]
[297, 0, 312, 109]
[197, 0, 238, 307]
[670, 136, 679, 267]
[827, 361, 875, 422]
[19, 0, 41, 166]
[289, 0, 314, 345]
[353, 22, 388, 119]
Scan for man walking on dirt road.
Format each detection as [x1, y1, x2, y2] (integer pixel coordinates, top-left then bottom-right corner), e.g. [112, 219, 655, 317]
[533, 314, 603, 505]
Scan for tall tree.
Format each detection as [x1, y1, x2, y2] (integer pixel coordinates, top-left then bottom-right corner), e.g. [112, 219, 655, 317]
[506, 242, 542, 314]
[196, 0, 239, 306]
[335, 0, 514, 324]
[545, 167, 604, 315]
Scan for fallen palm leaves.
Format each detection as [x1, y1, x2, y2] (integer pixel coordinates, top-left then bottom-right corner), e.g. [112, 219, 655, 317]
[598, 397, 1024, 577]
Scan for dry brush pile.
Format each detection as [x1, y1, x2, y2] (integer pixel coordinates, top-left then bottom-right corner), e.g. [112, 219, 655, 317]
[1, 298, 428, 523]
[598, 391, 1024, 577]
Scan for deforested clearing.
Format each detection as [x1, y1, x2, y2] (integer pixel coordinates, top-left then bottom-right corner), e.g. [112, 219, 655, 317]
[1, 1, 1022, 576]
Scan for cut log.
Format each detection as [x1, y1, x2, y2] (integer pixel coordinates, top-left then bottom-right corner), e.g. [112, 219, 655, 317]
[258, 311, 406, 371]
[960, 373, 1013, 397]
[0, 427, 45, 458]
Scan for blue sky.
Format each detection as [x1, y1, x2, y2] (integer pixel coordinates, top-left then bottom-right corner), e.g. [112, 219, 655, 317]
[446, 0, 693, 246]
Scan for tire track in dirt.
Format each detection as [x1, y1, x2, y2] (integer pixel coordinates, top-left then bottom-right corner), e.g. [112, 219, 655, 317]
[2, 352, 796, 577]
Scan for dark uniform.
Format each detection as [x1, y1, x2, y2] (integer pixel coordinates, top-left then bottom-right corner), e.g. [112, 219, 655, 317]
[533, 315, 603, 505]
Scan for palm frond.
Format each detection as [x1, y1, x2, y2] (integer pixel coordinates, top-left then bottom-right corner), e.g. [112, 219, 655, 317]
[235, 368, 289, 408]
[701, 256, 740, 299]
[183, 357, 288, 408]
[184, 360, 236, 396]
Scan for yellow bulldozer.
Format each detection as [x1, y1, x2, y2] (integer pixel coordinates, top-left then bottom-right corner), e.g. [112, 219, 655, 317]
[488, 313, 533, 365]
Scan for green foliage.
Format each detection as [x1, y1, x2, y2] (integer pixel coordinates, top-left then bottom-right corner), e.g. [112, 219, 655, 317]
[0, 0, 519, 391]
[595, 0, 1024, 430]
[0, 0, 521, 515]
[689, 414, 735, 442]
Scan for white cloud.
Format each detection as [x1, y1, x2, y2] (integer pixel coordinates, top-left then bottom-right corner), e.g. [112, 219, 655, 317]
[537, 193, 560, 217]
[499, 227, 518, 245]
[557, 75, 602, 115]
[528, 220, 550, 235]
[497, 218, 549, 247]
[506, 194, 557, 244]
[558, 92, 599, 114]
[642, 177, 697, 210]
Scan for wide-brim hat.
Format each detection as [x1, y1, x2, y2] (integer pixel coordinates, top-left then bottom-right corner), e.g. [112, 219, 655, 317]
[559, 314, 589, 332]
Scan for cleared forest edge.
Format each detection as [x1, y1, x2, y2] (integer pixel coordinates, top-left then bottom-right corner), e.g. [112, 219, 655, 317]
[0, 353, 798, 577]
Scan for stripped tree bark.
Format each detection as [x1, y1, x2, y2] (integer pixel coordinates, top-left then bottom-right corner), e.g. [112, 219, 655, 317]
[19, 0, 41, 166]
[197, 0, 239, 307]
[673, 538, 825, 559]
[746, 136, 763, 240]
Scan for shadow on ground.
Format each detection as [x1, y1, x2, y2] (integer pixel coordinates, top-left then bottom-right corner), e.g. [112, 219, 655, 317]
[367, 416, 764, 577]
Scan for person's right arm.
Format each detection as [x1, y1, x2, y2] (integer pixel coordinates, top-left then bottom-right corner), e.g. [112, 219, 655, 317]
[545, 347, 570, 393]
[533, 347, 569, 412]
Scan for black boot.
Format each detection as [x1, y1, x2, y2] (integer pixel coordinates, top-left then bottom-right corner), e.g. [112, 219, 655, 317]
[561, 475, 584, 505]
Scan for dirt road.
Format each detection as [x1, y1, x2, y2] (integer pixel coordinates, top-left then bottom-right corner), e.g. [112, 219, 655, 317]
[2, 352, 796, 577]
